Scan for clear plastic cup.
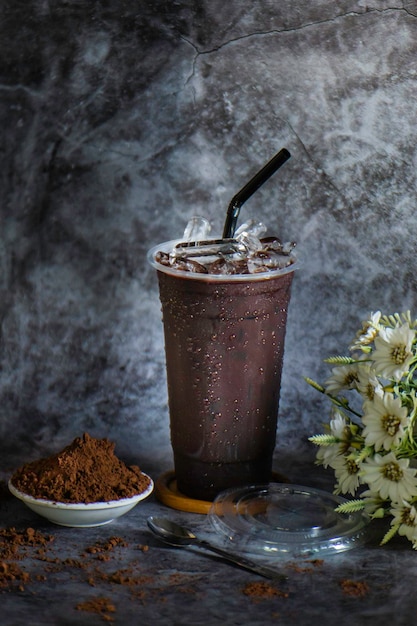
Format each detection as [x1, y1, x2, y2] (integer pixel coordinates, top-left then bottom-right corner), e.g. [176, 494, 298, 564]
[148, 240, 298, 501]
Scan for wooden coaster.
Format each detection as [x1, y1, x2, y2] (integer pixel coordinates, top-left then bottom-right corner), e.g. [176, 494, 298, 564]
[155, 471, 213, 514]
[155, 470, 290, 514]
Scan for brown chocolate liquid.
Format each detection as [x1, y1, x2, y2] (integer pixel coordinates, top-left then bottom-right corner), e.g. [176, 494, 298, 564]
[157, 269, 293, 501]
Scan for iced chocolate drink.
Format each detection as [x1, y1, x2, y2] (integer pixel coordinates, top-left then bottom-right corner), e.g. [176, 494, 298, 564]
[149, 228, 297, 501]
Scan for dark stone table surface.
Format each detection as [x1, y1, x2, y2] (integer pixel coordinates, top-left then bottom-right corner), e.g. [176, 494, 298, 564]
[1, 463, 415, 626]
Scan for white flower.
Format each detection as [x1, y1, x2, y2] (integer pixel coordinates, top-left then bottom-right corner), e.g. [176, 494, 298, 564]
[325, 364, 359, 395]
[329, 409, 350, 439]
[372, 323, 416, 381]
[390, 500, 417, 547]
[362, 392, 409, 451]
[390, 500, 417, 546]
[350, 311, 382, 351]
[308, 310, 417, 548]
[361, 452, 417, 502]
[316, 410, 351, 468]
[330, 454, 361, 496]
[356, 363, 384, 402]
[360, 489, 387, 517]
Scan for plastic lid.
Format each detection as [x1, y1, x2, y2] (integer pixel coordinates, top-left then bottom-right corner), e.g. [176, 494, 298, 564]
[208, 483, 370, 558]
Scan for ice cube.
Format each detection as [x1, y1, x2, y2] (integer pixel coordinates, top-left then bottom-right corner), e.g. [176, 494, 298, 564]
[236, 231, 263, 255]
[234, 219, 267, 238]
[247, 248, 295, 273]
[282, 241, 297, 255]
[206, 257, 250, 275]
[183, 216, 211, 242]
[260, 236, 283, 251]
[205, 257, 235, 275]
[261, 237, 297, 256]
[154, 251, 171, 267]
[169, 257, 208, 273]
[174, 239, 246, 258]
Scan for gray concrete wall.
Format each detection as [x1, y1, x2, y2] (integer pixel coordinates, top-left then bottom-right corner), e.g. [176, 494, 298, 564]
[2, 1, 417, 478]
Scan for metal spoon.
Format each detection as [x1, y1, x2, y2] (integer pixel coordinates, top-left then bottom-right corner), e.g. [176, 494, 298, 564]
[147, 516, 286, 581]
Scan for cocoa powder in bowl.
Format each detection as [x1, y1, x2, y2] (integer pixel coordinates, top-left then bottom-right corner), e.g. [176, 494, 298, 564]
[10, 433, 151, 504]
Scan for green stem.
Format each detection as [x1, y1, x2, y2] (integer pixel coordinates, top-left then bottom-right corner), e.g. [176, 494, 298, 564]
[325, 392, 362, 418]
[304, 377, 362, 418]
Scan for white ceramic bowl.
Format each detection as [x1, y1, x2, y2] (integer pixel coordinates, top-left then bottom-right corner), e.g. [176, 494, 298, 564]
[8, 474, 154, 528]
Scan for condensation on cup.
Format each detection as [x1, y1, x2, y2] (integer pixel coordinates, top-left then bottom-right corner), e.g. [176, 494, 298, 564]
[148, 216, 299, 501]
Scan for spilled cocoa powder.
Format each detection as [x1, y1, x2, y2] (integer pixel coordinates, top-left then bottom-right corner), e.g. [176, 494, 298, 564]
[10, 433, 151, 503]
[339, 579, 370, 597]
[0, 527, 54, 591]
[242, 581, 289, 600]
[0, 561, 30, 591]
[0, 526, 54, 561]
[76, 596, 116, 622]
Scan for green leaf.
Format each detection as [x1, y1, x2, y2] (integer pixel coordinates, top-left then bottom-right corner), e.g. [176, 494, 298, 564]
[335, 500, 365, 513]
[308, 434, 339, 446]
[324, 356, 357, 365]
[355, 446, 374, 463]
[380, 523, 401, 546]
[370, 507, 386, 519]
[304, 377, 325, 393]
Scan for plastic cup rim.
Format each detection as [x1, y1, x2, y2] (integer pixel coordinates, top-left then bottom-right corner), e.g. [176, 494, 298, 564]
[147, 240, 300, 283]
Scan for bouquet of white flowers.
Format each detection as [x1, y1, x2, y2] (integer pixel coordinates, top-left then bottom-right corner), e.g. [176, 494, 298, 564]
[307, 311, 417, 548]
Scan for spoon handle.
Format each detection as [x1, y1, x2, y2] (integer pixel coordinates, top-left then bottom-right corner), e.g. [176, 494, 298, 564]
[196, 539, 287, 581]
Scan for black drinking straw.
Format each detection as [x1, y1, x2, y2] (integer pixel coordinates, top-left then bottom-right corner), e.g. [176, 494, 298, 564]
[222, 148, 291, 239]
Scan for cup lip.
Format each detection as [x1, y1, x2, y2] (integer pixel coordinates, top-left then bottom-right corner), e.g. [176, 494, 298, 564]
[147, 239, 300, 283]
